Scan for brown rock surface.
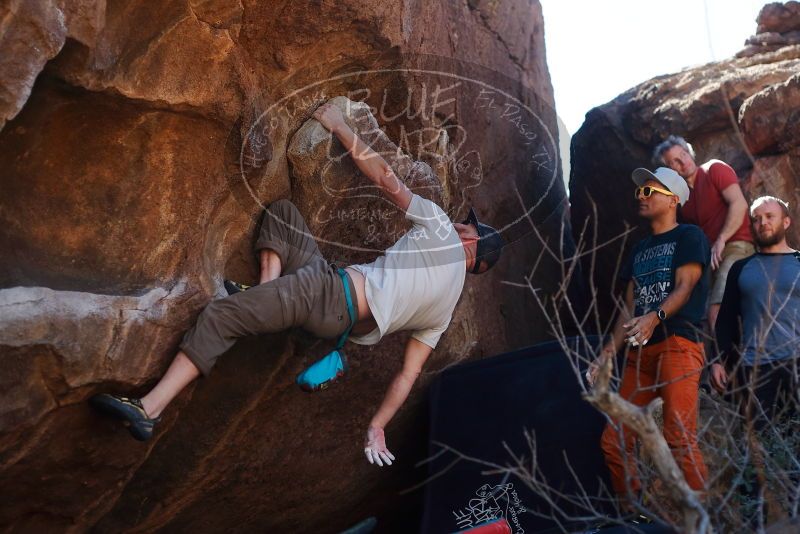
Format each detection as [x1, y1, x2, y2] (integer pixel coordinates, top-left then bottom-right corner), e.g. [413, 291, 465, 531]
[0, 80, 233, 294]
[0, 1, 566, 532]
[47, 1, 245, 122]
[739, 2, 800, 57]
[0, 0, 106, 130]
[745, 148, 800, 233]
[739, 72, 800, 155]
[757, 1, 800, 34]
[570, 6, 800, 318]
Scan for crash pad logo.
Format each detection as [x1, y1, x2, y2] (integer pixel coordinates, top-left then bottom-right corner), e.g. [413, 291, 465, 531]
[451, 483, 528, 532]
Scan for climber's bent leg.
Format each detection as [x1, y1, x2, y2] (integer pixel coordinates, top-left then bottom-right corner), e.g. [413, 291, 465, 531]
[141, 351, 200, 418]
[128, 278, 302, 423]
[226, 200, 321, 294]
[254, 199, 323, 276]
[90, 258, 352, 440]
[179, 278, 304, 376]
[259, 248, 282, 284]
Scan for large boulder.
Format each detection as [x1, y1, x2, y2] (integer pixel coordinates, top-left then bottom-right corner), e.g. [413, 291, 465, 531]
[0, 0, 567, 531]
[739, 72, 800, 155]
[757, 1, 800, 34]
[740, 2, 800, 57]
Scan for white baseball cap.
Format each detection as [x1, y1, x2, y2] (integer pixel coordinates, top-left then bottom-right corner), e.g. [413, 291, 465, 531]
[632, 167, 690, 206]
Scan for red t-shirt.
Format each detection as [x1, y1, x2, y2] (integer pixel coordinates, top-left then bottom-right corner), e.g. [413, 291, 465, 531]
[679, 160, 753, 244]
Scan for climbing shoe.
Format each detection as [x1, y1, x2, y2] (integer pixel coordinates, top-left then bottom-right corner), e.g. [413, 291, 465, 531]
[89, 393, 160, 442]
[224, 279, 252, 296]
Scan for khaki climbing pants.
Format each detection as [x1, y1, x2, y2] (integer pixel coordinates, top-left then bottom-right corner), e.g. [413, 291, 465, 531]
[179, 199, 358, 376]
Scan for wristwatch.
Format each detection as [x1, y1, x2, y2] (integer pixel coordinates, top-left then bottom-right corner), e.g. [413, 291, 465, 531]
[656, 308, 667, 321]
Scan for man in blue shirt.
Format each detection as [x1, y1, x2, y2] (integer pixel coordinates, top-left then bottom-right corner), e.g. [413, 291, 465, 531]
[712, 195, 799, 425]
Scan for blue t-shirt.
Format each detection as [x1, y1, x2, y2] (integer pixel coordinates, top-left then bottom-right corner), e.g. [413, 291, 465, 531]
[620, 224, 710, 344]
[715, 252, 800, 365]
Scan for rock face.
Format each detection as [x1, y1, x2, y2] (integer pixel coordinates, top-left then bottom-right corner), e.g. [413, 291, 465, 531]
[570, 4, 800, 318]
[757, 1, 800, 33]
[0, 0, 106, 131]
[739, 72, 800, 155]
[0, 1, 565, 532]
[739, 2, 800, 57]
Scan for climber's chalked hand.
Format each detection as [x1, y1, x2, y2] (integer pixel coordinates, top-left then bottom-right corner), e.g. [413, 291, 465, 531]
[364, 426, 395, 467]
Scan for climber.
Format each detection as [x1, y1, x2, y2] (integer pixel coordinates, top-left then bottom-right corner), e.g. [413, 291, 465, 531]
[90, 101, 505, 468]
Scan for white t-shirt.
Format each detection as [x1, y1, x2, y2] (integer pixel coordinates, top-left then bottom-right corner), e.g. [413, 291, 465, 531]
[349, 194, 467, 349]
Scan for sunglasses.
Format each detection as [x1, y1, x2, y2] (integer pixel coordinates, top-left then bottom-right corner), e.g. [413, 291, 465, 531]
[635, 185, 675, 199]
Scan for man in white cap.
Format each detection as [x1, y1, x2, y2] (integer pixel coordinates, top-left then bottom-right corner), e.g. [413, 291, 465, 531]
[588, 167, 710, 507]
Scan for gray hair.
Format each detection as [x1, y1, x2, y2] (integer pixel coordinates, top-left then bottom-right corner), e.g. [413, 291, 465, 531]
[750, 195, 790, 218]
[652, 135, 696, 166]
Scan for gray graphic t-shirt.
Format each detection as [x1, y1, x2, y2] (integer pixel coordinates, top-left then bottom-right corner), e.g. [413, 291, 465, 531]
[620, 224, 710, 344]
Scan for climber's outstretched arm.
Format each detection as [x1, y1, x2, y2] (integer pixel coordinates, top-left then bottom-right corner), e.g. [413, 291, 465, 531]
[313, 102, 412, 211]
[362, 337, 432, 467]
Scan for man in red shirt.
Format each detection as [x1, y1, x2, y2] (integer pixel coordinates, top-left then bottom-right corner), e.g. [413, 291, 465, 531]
[653, 135, 754, 328]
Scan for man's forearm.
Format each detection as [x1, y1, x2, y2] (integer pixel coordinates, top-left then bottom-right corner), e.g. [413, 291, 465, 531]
[602, 282, 634, 355]
[713, 302, 741, 368]
[604, 315, 629, 354]
[369, 371, 418, 430]
[718, 197, 748, 244]
[657, 282, 694, 320]
[315, 102, 412, 210]
[332, 124, 393, 187]
[714, 286, 743, 368]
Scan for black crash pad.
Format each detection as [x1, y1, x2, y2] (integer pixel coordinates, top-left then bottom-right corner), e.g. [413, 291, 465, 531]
[420, 336, 615, 533]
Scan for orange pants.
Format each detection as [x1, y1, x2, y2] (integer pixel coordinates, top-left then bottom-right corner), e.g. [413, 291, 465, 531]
[600, 335, 707, 495]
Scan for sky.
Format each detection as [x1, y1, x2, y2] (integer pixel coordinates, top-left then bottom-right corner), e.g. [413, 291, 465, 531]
[541, 0, 769, 136]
